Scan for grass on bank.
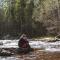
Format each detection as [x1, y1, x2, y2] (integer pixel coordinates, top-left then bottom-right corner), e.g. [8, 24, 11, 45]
[32, 35, 60, 41]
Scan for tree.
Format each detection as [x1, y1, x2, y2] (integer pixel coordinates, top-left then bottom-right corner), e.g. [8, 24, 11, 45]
[24, 0, 34, 36]
[32, 20, 47, 37]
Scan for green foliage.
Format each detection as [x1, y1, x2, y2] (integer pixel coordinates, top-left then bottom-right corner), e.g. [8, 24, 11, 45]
[32, 20, 47, 37]
[0, 0, 48, 39]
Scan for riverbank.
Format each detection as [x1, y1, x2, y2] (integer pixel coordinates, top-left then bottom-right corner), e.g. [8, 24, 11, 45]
[15, 50, 60, 60]
[35, 50, 60, 60]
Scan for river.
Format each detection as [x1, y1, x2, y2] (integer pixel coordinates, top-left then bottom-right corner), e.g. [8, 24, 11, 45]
[0, 39, 60, 60]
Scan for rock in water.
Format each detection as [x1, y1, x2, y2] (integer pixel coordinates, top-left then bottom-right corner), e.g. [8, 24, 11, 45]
[0, 49, 14, 56]
[0, 47, 33, 56]
[0, 52, 14, 56]
[16, 47, 33, 54]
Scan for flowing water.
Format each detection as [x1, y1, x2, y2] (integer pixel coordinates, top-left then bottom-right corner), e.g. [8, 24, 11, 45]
[0, 39, 60, 60]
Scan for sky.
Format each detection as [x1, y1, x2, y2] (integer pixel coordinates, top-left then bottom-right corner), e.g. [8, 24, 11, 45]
[0, 0, 4, 8]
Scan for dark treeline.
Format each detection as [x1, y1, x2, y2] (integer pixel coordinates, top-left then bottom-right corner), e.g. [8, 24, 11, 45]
[0, 0, 47, 39]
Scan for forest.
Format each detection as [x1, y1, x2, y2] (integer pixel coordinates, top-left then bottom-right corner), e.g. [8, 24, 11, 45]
[0, 0, 60, 39]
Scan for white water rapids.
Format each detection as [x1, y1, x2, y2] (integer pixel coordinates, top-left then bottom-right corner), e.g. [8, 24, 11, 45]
[0, 39, 60, 52]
